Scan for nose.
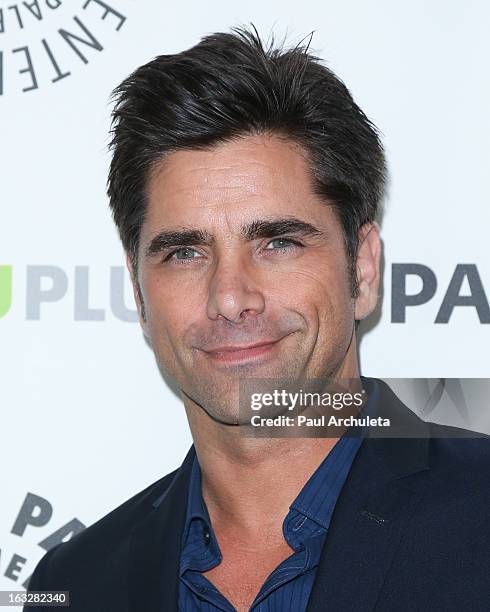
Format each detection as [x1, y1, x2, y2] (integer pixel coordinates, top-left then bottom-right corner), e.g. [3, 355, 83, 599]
[206, 255, 265, 323]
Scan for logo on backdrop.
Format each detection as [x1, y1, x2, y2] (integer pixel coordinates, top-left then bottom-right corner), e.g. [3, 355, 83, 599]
[0, 0, 127, 95]
[0, 265, 138, 321]
[391, 263, 489, 323]
[2, 493, 85, 589]
[0, 263, 489, 322]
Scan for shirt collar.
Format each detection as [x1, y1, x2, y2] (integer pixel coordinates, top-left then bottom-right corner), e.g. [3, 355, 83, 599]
[182, 455, 211, 542]
[180, 456, 221, 575]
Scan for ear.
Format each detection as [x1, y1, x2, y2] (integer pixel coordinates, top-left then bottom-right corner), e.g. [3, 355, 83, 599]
[126, 252, 149, 336]
[354, 221, 382, 320]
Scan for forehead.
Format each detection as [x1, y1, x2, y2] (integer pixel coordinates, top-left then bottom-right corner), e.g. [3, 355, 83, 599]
[144, 133, 336, 231]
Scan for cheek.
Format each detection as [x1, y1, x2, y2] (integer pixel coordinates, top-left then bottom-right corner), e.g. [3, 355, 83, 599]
[268, 255, 352, 314]
[142, 271, 203, 338]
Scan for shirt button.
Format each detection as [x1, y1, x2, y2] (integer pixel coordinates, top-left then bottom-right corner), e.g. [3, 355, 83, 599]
[203, 527, 211, 545]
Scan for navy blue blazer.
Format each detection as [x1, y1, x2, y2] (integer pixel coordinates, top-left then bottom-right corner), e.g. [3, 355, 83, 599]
[26, 379, 490, 611]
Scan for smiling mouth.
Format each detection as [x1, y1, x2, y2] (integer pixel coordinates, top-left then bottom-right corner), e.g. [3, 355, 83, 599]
[200, 338, 286, 364]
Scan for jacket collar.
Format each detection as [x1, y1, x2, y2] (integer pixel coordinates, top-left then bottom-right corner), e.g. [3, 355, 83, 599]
[128, 444, 196, 612]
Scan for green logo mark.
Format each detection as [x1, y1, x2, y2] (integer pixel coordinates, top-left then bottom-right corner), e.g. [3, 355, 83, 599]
[0, 266, 12, 319]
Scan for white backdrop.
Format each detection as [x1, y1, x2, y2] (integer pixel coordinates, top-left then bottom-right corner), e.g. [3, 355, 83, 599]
[1, 0, 489, 601]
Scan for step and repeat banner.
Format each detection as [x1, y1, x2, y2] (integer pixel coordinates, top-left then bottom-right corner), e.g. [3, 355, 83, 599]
[1, 0, 489, 601]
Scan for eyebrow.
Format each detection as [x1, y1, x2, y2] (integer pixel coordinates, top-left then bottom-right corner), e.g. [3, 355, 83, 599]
[144, 217, 324, 258]
[145, 228, 212, 258]
[241, 218, 323, 241]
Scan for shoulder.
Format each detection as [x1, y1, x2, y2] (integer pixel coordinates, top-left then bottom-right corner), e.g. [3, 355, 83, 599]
[369, 377, 490, 502]
[27, 465, 180, 591]
[374, 377, 490, 483]
[424, 420, 490, 492]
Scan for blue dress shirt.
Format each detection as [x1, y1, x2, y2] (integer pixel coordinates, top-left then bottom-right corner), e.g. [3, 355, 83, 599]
[178, 377, 379, 611]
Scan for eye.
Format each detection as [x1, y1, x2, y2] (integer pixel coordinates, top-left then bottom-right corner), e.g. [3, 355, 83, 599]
[264, 237, 303, 251]
[164, 247, 202, 263]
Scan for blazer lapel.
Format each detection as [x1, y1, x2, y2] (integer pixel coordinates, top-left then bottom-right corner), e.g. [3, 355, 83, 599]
[306, 380, 430, 612]
[128, 445, 195, 612]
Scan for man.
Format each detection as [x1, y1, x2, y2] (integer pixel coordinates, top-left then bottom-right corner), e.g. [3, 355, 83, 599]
[27, 26, 489, 612]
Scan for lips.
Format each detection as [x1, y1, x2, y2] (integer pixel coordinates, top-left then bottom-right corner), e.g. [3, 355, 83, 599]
[200, 338, 284, 364]
[206, 340, 278, 353]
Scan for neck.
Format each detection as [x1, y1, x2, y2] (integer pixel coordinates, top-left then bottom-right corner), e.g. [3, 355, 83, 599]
[183, 350, 361, 537]
[195, 422, 340, 530]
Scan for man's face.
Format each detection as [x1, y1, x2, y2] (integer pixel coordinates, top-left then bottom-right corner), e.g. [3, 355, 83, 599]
[131, 134, 380, 424]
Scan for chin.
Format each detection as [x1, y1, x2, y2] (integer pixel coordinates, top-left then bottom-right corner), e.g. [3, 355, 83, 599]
[201, 404, 242, 426]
